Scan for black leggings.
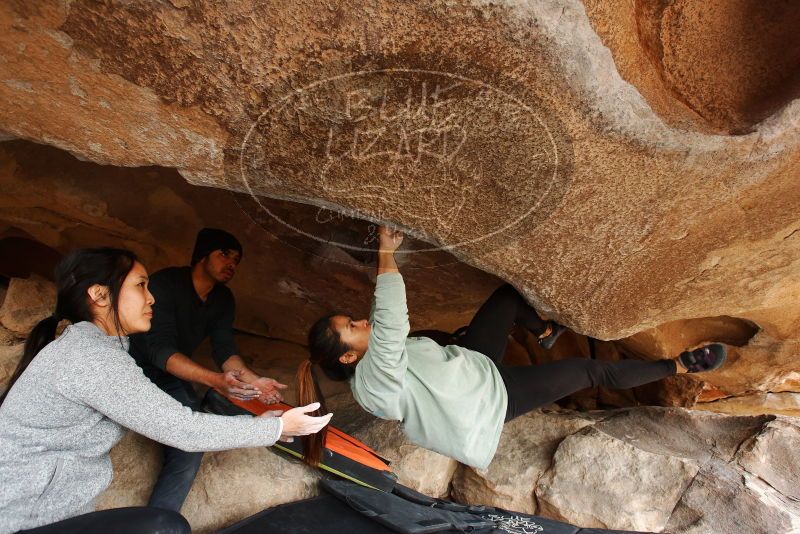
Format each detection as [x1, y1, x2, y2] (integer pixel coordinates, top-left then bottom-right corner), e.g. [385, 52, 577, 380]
[454, 284, 677, 422]
[17, 507, 190, 534]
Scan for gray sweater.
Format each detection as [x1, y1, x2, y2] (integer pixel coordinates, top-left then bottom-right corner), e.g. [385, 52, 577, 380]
[0, 321, 281, 534]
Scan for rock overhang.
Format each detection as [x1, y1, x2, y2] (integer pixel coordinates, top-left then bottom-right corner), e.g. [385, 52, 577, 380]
[0, 0, 798, 341]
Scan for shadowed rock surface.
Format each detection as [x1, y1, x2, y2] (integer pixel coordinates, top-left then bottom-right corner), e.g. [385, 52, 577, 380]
[1, 139, 798, 415]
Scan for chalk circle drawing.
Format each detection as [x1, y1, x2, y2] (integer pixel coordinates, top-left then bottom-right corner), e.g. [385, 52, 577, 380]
[233, 68, 570, 258]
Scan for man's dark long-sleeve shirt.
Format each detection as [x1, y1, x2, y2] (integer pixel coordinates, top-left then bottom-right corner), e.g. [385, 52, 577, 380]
[129, 266, 240, 386]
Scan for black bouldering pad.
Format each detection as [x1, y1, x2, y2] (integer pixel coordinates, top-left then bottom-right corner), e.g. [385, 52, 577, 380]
[217, 494, 387, 534]
[219, 478, 651, 534]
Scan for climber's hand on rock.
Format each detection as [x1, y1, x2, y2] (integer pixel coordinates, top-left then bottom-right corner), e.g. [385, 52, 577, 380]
[378, 225, 404, 253]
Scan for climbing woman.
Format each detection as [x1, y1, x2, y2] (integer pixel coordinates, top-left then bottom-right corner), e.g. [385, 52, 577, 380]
[0, 248, 332, 534]
[299, 226, 726, 469]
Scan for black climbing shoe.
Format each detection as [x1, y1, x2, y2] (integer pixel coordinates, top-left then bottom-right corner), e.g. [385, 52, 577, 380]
[538, 321, 567, 350]
[678, 343, 727, 373]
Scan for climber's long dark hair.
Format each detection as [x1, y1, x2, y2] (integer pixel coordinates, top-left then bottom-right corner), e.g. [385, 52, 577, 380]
[0, 248, 138, 406]
[297, 313, 357, 466]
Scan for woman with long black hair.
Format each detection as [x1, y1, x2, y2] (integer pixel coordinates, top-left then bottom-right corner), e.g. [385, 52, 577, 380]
[0, 248, 331, 534]
[298, 226, 726, 469]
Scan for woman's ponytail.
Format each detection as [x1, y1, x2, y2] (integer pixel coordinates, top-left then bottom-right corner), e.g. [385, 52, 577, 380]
[0, 315, 60, 405]
[299, 313, 360, 466]
[296, 359, 327, 466]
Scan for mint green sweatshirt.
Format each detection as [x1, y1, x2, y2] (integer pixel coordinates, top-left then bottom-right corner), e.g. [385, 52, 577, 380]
[350, 272, 508, 469]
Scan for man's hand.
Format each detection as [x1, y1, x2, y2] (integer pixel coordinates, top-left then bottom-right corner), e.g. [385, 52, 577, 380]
[218, 369, 261, 401]
[252, 376, 288, 405]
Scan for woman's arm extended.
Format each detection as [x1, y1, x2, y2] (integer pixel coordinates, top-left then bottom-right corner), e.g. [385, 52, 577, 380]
[369, 226, 402, 324]
[73, 347, 283, 452]
[357, 226, 409, 399]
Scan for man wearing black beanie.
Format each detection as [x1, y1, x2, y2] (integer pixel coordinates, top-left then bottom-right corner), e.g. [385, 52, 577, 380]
[129, 227, 287, 512]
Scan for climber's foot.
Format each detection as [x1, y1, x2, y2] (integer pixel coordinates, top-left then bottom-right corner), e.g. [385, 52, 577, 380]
[537, 321, 567, 350]
[676, 343, 727, 373]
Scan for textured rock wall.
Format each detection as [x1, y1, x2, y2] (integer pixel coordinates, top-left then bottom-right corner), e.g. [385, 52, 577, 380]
[451, 406, 800, 533]
[1, 1, 799, 531]
[1, 0, 798, 341]
[583, 0, 800, 135]
[2, 138, 798, 415]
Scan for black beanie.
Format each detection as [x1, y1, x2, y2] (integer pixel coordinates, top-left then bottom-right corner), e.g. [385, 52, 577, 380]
[191, 228, 243, 265]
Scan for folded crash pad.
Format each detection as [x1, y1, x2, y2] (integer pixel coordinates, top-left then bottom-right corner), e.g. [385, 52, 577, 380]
[201, 388, 398, 492]
[219, 477, 652, 534]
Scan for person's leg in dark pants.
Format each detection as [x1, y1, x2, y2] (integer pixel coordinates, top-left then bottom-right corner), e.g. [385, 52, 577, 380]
[500, 358, 678, 422]
[456, 283, 549, 363]
[19, 507, 190, 534]
[147, 380, 204, 512]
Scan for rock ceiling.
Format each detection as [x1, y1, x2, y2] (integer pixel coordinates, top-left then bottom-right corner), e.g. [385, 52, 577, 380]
[1, 0, 798, 342]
